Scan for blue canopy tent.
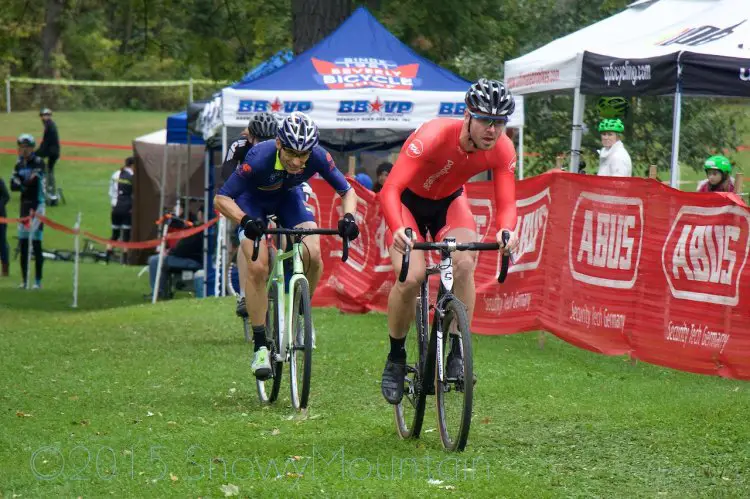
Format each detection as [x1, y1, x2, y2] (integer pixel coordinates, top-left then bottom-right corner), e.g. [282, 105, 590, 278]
[220, 7, 524, 153]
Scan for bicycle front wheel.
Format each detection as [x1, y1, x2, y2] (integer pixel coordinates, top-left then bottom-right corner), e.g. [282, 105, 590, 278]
[394, 295, 428, 439]
[289, 279, 313, 410]
[435, 298, 474, 452]
[257, 280, 283, 404]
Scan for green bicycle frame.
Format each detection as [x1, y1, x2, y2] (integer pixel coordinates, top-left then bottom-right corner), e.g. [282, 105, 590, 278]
[266, 238, 308, 359]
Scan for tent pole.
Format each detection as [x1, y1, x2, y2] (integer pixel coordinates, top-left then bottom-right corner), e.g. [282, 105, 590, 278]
[569, 87, 584, 173]
[158, 144, 168, 217]
[203, 149, 210, 298]
[670, 55, 684, 189]
[221, 126, 228, 297]
[518, 127, 525, 180]
[670, 89, 682, 188]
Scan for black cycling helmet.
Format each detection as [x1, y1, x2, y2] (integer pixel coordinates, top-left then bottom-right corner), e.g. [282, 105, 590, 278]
[465, 78, 515, 118]
[249, 112, 278, 141]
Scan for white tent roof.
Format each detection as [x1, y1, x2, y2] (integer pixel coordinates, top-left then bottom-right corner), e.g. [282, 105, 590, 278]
[505, 0, 749, 96]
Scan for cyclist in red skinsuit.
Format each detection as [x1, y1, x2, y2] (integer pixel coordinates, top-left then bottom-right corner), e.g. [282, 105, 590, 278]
[379, 78, 521, 405]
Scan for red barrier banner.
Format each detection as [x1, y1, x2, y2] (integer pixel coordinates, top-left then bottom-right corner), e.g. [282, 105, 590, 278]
[308, 171, 750, 380]
[0, 216, 30, 224]
[37, 215, 79, 236]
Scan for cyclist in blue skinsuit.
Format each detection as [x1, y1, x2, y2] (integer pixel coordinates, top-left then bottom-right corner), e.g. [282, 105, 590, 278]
[214, 112, 360, 378]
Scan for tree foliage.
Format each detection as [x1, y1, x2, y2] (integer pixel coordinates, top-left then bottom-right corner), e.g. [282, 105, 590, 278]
[1, 0, 744, 173]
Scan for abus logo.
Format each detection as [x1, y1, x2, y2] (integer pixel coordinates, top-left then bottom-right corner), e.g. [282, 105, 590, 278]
[661, 205, 750, 306]
[569, 193, 643, 289]
[507, 188, 551, 274]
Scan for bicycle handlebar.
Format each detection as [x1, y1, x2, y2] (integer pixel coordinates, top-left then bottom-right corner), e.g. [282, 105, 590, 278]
[250, 227, 349, 263]
[398, 228, 512, 284]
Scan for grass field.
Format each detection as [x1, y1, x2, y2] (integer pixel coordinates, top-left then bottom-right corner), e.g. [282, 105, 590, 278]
[2, 111, 750, 497]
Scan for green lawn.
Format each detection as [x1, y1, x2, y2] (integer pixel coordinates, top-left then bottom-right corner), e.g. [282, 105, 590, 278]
[2, 111, 750, 497]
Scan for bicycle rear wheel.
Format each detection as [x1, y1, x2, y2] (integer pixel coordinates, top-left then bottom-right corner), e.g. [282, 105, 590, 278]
[290, 279, 313, 410]
[394, 295, 428, 439]
[435, 298, 474, 452]
[256, 280, 283, 404]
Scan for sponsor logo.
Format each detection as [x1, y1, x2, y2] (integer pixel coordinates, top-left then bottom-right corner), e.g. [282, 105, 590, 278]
[601, 61, 652, 87]
[405, 139, 424, 159]
[438, 102, 467, 116]
[237, 98, 312, 114]
[658, 20, 746, 47]
[741, 68, 750, 82]
[423, 160, 453, 191]
[311, 57, 420, 90]
[506, 188, 551, 275]
[337, 98, 413, 115]
[507, 70, 560, 89]
[508, 160, 517, 173]
[569, 193, 644, 289]
[325, 152, 336, 171]
[240, 163, 251, 173]
[328, 197, 369, 272]
[661, 205, 750, 306]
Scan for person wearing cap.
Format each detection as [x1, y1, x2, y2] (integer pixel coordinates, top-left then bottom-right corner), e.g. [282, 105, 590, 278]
[107, 157, 135, 263]
[597, 118, 632, 177]
[355, 171, 374, 191]
[697, 155, 735, 193]
[373, 162, 392, 193]
[10, 134, 46, 289]
[37, 108, 61, 205]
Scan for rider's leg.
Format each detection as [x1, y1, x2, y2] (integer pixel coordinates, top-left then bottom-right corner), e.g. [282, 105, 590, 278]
[240, 236, 269, 349]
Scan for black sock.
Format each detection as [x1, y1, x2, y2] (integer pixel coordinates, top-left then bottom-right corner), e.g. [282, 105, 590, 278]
[388, 335, 406, 361]
[252, 325, 267, 352]
[33, 240, 43, 281]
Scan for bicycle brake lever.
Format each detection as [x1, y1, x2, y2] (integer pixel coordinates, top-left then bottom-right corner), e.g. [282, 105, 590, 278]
[342, 236, 349, 262]
[398, 228, 413, 283]
[251, 236, 261, 262]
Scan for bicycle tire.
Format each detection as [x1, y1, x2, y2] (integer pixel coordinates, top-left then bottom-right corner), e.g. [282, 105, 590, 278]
[289, 279, 313, 410]
[394, 294, 428, 439]
[257, 280, 283, 404]
[435, 298, 474, 452]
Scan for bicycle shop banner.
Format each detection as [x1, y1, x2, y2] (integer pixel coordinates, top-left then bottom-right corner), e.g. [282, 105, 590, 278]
[306, 171, 750, 380]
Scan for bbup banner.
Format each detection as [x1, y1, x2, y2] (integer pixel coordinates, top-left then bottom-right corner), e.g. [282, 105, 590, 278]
[308, 171, 750, 381]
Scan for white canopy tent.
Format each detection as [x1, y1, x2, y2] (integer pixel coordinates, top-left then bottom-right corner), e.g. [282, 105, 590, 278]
[505, 0, 750, 185]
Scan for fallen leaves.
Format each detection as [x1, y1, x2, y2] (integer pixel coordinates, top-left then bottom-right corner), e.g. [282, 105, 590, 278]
[16, 411, 33, 418]
[169, 472, 178, 482]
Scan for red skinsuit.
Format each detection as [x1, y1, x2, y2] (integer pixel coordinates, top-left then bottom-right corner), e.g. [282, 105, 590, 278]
[380, 118, 518, 240]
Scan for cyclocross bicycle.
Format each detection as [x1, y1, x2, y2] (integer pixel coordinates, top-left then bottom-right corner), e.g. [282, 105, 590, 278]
[394, 229, 510, 451]
[247, 223, 350, 410]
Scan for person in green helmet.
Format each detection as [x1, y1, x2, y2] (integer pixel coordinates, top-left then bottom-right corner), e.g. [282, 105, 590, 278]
[597, 118, 632, 177]
[697, 155, 735, 193]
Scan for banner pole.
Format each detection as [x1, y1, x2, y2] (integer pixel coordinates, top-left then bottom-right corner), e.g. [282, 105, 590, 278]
[72, 212, 81, 308]
[152, 221, 170, 304]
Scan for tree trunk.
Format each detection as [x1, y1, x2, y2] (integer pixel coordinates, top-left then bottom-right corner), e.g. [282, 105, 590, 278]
[41, 0, 66, 78]
[292, 0, 352, 55]
[119, 0, 134, 55]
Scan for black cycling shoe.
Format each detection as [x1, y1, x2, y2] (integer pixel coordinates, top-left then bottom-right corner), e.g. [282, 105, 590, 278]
[381, 358, 406, 405]
[235, 297, 248, 318]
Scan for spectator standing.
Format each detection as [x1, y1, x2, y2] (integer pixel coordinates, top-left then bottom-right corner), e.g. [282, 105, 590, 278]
[36, 108, 61, 205]
[697, 155, 735, 193]
[10, 134, 46, 288]
[0, 175, 10, 277]
[373, 161, 392, 193]
[355, 172, 374, 190]
[597, 119, 632, 178]
[107, 157, 135, 263]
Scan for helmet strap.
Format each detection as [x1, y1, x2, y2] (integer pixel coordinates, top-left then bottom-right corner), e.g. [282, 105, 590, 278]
[466, 116, 480, 150]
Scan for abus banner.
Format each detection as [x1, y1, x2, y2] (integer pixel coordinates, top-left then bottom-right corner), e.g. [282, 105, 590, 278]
[308, 171, 750, 380]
